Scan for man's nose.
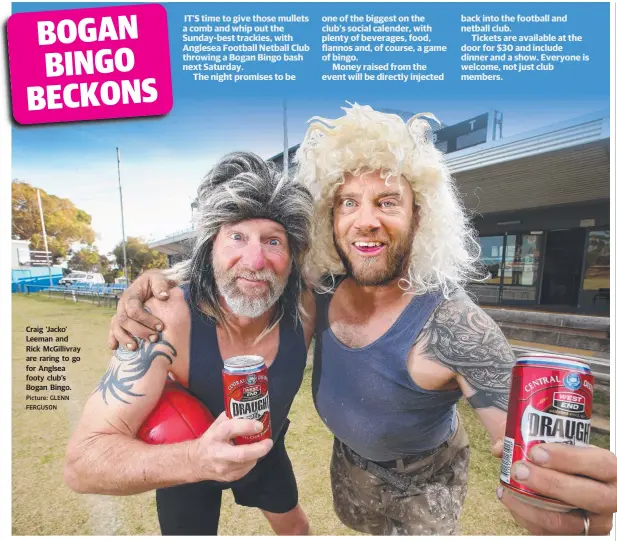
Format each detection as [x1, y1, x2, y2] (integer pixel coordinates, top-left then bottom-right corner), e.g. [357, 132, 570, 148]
[243, 241, 266, 271]
[354, 203, 380, 231]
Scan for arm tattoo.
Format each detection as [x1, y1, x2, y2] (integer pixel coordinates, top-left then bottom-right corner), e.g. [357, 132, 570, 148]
[417, 292, 515, 412]
[95, 337, 177, 405]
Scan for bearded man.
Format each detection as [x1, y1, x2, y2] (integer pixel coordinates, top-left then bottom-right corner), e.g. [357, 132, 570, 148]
[65, 152, 315, 536]
[109, 105, 617, 537]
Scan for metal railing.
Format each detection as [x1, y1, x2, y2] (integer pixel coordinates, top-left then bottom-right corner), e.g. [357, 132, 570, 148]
[18, 283, 128, 308]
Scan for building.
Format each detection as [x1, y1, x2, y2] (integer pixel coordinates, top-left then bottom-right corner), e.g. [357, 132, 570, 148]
[148, 226, 195, 266]
[11, 239, 30, 268]
[11, 240, 63, 290]
[449, 109, 609, 315]
[149, 109, 610, 315]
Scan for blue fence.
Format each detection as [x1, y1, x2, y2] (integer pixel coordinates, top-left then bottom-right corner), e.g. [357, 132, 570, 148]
[19, 283, 127, 295]
[12, 267, 128, 295]
[11, 267, 63, 292]
[17, 284, 127, 308]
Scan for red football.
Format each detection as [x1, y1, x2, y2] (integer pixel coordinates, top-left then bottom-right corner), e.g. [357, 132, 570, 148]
[138, 380, 215, 444]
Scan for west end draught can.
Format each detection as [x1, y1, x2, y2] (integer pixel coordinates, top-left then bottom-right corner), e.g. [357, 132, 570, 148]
[500, 353, 594, 511]
[222, 355, 271, 444]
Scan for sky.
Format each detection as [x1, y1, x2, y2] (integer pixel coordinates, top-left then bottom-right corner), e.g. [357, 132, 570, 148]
[10, 2, 610, 254]
[12, 96, 608, 254]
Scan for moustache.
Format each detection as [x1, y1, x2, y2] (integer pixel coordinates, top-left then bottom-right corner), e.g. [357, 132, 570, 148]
[230, 269, 277, 283]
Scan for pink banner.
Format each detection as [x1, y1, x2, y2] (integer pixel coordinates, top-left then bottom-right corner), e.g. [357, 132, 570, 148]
[8, 3, 173, 125]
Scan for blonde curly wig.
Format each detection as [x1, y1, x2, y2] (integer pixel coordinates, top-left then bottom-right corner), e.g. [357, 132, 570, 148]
[294, 102, 482, 297]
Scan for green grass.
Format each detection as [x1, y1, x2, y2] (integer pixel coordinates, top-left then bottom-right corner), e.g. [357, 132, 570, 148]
[593, 386, 611, 419]
[11, 293, 608, 535]
[591, 432, 611, 449]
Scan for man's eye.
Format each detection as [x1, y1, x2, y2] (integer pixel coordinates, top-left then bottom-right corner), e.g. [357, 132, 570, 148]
[380, 200, 397, 208]
[231, 233, 243, 241]
[342, 199, 355, 208]
[268, 239, 281, 246]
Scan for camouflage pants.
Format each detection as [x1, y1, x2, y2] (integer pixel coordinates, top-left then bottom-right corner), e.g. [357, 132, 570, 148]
[330, 416, 470, 536]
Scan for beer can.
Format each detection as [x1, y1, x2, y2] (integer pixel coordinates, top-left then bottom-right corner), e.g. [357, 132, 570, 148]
[222, 355, 271, 444]
[500, 353, 594, 511]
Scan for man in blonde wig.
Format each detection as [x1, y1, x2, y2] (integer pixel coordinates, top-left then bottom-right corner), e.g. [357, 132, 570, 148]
[294, 103, 616, 537]
[109, 108, 617, 536]
[292, 103, 507, 535]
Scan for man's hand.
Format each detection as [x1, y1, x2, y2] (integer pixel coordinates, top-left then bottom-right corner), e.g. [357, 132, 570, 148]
[496, 443, 617, 535]
[109, 270, 175, 350]
[190, 412, 274, 483]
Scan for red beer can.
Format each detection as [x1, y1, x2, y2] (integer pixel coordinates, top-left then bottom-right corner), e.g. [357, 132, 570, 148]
[222, 355, 271, 445]
[500, 353, 594, 511]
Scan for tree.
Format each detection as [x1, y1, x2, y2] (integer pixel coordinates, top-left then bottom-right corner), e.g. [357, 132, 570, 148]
[99, 254, 112, 269]
[112, 237, 168, 281]
[68, 247, 103, 272]
[12, 181, 95, 262]
[98, 254, 121, 284]
[103, 268, 121, 284]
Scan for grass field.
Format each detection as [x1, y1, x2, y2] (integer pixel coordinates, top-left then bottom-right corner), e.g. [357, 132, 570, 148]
[12, 294, 609, 536]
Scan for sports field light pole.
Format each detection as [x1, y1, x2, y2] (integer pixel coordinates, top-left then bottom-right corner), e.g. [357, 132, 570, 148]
[283, 100, 288, 179]
[36, 189, 53, 288]
[116, 147, 129, 284]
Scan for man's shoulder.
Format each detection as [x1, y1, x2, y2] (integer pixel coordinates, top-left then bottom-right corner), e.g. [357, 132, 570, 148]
[298, 289, 317, 345]
[145, 286, 190, 332]
[420, 288, 514, 367]
[431, 288, 490, 324]
[141, 287, 190, 376]
[301, 289, 317, 317]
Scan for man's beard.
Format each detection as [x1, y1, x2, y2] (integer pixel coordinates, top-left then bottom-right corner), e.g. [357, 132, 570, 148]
[334, 232, 411, 287]
[213, 264, 288, 318]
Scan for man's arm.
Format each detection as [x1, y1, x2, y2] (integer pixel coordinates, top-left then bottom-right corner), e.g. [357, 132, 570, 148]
[415, 290, 514, 443]
[417, 291, 617, 535]
[65, 332, 196, 494]
[301, 289, 317, 349]
[66, 303, 272, 495]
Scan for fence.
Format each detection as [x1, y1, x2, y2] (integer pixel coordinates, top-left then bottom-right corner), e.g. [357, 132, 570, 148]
[16, 284, 128, 308]
[11, 267, 63, 292]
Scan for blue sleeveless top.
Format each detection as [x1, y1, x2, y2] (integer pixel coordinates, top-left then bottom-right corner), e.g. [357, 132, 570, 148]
[180, 285, 307, 443]
[312, 282, 462, 461]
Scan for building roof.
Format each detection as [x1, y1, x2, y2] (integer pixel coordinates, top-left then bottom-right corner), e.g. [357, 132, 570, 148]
[445, 109, 608, 173]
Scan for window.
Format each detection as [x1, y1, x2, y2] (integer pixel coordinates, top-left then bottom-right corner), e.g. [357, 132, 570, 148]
[478, 236, 503, 284]
[583, 230, 609, 291]
[503, 234, 542, 287]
